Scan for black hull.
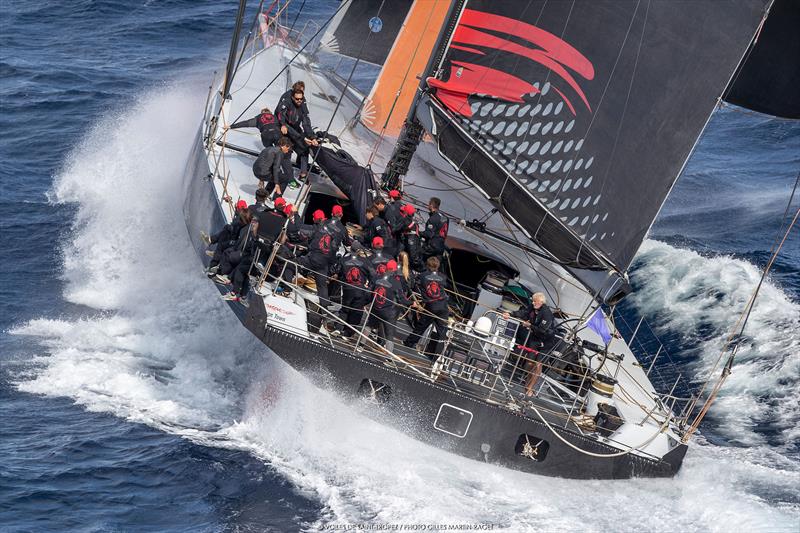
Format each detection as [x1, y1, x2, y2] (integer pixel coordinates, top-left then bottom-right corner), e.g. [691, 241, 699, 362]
[182, 129, 687, 480]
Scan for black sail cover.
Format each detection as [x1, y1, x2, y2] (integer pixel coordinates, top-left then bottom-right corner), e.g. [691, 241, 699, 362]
[320, 0, 413, 66]
[419, 0, 769, 272]
[314, 146, 378, 227]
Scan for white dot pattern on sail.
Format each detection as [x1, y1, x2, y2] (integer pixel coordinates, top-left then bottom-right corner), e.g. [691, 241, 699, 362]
[491, 122, 505, 135]
[563, 159, 573, 172]
[506, 104, 519, 117]
[552, 140, 563, 154]
[539, 141, 551, 155]
[565, 120, 575, 133]
[553, 121, 564, 134]
[492, 104, 506, 117]
[528, 141, 541, 156]
[518, 104, 531, 117]
[542, 102, 553, 116]
[550, 160, 562, 173]
[541, 122, 553, 135]
[504, 122, 517, 136]
[549, 179, 562, 192]
[541, 82, 551, 95]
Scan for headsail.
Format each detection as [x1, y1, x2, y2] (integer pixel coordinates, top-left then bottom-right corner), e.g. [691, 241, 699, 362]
[723, 0, 800, 120]
[412, 0, 769, 273]
[319, 0, 413, 67]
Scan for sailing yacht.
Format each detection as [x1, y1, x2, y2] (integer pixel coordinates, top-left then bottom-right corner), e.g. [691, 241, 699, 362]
[182, 0, 798, 479]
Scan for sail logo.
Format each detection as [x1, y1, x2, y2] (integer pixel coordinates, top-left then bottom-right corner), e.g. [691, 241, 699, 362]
[429, 9, 594, 117]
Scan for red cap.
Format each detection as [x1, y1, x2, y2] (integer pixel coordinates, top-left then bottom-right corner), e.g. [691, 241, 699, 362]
[376, 264, 387, 275]
[372, 236, 384, 248]
[331, 205, 343, 216]
[400, 204, 416, 216]
[313, 209, 326, 222]
[274, 197, 286, 209]
[386, 259, 398, 272]
[283, 204, 293, 216]
[236, 200, 248, 210]
[388, 189, 401, 199]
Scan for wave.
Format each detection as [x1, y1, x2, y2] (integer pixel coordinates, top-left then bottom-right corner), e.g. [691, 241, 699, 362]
[629, 240, 800, 451]
[8, 87, 799, 530]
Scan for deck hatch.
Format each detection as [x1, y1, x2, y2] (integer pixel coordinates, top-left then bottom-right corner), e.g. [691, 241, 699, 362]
[434, 403, 473, 438]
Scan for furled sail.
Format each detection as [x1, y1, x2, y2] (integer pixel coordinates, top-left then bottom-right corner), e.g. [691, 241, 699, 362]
[319, 0, 413, 66]
[414, 0, 770, 272]
[723, 0, 800, 120]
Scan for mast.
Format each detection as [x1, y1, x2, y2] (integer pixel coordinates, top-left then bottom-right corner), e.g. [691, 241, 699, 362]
[383, 0, 466, 189]
[221, 0, 249, 100]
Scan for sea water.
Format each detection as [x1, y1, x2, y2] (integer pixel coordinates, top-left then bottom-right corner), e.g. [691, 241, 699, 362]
[1, 2, 798, 531]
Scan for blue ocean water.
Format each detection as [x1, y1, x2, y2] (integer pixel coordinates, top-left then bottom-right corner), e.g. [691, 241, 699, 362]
[1, 1, 798, 532]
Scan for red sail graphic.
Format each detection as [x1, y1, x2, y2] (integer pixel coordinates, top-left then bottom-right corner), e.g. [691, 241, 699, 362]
[429, 8, 594, 117]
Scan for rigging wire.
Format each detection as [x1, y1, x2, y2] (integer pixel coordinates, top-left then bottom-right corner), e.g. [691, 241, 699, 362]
[682, 170, 800, 442]
[322, 0, 387, 136]
[227, 0, 350, 127]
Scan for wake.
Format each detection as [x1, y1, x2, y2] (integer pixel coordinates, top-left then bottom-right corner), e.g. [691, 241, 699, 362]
[8, 87, 799, 531]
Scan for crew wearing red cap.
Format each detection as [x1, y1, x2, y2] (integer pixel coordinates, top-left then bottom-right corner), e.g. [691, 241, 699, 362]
[384, 192, 406, 251]
[367, 254, 410, 353]
[398, 204, 423, 271]
[296, 208, 335, 309]
[325, 204, 352, 250]
[273, 196, 287, 210]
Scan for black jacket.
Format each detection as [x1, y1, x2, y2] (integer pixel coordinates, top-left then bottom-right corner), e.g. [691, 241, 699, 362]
[339, 252, 374, 290]
[369, 249, 392, 276]
[372, 273, 409, 311]
[421, 210, 449, 255]
[324, 217, 352, 249]
[512, 303, 557, 349]
[253, 146, 284, 182]
[415, 269, 449, 307]
[276, 97, 314, 141]
[361, 217, 394, 251]
[230, 111, 281, 147]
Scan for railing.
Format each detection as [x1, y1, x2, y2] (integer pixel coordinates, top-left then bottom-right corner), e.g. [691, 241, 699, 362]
[612, 307, 700, 431]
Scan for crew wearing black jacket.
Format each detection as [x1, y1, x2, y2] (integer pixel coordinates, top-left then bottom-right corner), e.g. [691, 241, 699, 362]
[368, 259, 409, 352]
[420, 197, 448, 260]
[208, 200, 250, 270]
[276, 88, 317, 178]
[361, 206, 394, 254]
[297, 210, 335, 308]
[229, 107, 282, 147]
[337, 241, 373, 337]
[368, 237, 392, 277]
[509, 292, 557, 352]
[253, 137, 292, 197]
[397, 204, 423, 271]
[403, 256, 450, 359]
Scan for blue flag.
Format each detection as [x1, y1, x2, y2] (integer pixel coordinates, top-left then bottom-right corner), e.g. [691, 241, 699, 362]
[586, 307, 612, 345]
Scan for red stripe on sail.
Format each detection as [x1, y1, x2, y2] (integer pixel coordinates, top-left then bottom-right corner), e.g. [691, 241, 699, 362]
[452, 25, 589, 113]
[428, 61, 539, 117]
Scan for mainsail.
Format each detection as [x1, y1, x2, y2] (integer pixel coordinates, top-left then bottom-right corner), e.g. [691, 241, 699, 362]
[319, 0, 413, 66]
[408, 0, 770, 275]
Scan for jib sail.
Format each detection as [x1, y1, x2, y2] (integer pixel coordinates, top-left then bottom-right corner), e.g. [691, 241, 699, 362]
[320, 0, 413, 67]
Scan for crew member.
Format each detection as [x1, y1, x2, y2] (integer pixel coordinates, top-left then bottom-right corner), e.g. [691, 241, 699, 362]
[228, 106, 281, 147]
[504, 292, 557, 353]
[361, 206, 393, 253]
[369, 236, 391, 276]
[253, 136, 292, 196]
[369, 259, 408, 352]
[325, 204, 352, 250]
[397, 204, 423, 272]
[249, 188, 270, 213]
[338, 241, 373, 338]
[276, 88, 317, 180]
[297, 210, 334, 309]
[420, 197, 448, 260]
[403, 256, 449, 359]
[205, 200, 250, 273]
